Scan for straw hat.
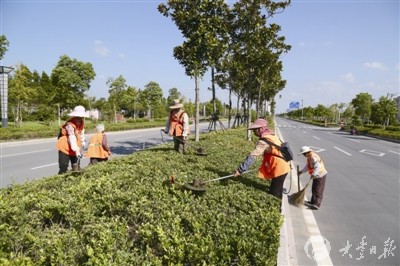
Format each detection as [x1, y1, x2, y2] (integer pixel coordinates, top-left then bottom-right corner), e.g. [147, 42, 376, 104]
[169, 99, 183, 109]
[68, 105, 89, 118]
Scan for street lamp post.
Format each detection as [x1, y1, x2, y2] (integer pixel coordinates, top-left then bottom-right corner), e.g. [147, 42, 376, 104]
[0, 66, 14, 128]
[301, 99, 304, 121]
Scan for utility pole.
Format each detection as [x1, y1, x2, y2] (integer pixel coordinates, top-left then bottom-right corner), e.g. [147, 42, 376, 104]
[301, 99, 304, 120]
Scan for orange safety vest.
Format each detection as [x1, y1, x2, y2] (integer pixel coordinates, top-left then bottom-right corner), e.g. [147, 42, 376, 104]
[258, 135, 291, 179]
[168, 110, 188, 137]
[306, 151, 326, 176]
[56, 118, 83, 156]
[85, 133, 109, 159]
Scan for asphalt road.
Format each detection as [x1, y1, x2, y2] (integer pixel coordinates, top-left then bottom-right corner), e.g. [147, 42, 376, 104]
[276, 116, 399, 266]
[0, 122, 219, 188]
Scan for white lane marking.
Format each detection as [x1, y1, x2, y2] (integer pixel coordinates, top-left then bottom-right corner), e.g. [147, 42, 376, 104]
[347, 138, 360, 143]
[359, 149, 385, 157]
[114, 136, 144, 141]
[302, 205, 334, 265]
[31, 163, 58, 170]
[313, 136, 320, 140]
[0, 149, 51, 158]
[31, 157, 89, 170]
[334, 146, 352, 156]
[288, 166, 333, 265]
[388, 150, 400, 155]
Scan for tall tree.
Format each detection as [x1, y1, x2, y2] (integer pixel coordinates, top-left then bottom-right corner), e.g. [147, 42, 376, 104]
[120, 86, 142, 119]
[107, 75, 128, 122]
[371, 96, 397, 128]
[167, 87, 182, 104]
[351, 92, 373, 126]
[51, 55, 95, 109]
[141, 81, 164, 120]
[158, 0, 230, 141]
[8, 64, 35, 125]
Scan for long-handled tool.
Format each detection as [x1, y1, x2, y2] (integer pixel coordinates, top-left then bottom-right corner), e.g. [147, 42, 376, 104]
[184, 169, 258, 191]
[290, 175, 314, 206]
[297, 165, 300, 192]
[160, 129, 207, 155]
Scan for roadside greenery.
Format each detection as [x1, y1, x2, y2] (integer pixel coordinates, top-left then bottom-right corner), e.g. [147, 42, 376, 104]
[0, 119, 167, 142]
[285, 92, 399, 129]
[0, 129, 282, 265]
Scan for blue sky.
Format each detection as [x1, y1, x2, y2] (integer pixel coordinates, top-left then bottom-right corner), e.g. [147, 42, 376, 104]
[1, 0, 399, 113]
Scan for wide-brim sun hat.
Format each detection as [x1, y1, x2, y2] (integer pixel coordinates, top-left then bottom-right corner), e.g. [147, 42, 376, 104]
[248, 118, 268, 129]
[299, 146, 311, 155]
[169, 99, 184, 109]
[68, 105, 89, 118]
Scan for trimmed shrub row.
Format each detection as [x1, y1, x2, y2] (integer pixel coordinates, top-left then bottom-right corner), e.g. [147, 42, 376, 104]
[0, 129, 282, 265]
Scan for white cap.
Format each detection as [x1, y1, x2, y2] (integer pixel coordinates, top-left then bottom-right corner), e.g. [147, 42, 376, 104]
[96, 124, 105, 132]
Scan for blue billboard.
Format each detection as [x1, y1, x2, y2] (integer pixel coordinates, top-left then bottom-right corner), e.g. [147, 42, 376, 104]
[289, 101, 300, 110]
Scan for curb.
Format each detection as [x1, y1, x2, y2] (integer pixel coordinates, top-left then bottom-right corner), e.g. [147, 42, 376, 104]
[277, 168, 299, 266]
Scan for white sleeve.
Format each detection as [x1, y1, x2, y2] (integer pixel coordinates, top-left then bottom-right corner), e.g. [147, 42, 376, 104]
[80, 128, 87, 149]
[66, 124, 79, 152]
[182, 113, 189, 136]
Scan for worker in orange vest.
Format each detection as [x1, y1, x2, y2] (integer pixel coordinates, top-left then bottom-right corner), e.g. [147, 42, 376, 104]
[233, 118, 291, 200]
[56, 105, 88, 174]
[163, 99, 190, 154]
[298, 146, 328, 210]
[85, 123, 111, 165]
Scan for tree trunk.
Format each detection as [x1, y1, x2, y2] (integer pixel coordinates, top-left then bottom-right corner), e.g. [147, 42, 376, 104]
[228, 87, 232, 128]
[195, 76, 200, 142]
[247, 94, 251, 141]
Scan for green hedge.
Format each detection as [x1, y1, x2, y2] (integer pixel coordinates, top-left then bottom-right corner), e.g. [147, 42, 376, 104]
[0, 129, 282, 265]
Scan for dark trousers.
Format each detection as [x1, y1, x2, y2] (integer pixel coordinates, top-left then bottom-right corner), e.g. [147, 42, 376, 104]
[58, 151, 79, 174]
[173, 136, 187, 154]
[90, 157, 108, 165]
[269, 173, 288, 200]
[311, 174, 327, 207]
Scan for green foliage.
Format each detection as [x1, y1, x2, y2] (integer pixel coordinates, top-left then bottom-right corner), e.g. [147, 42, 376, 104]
[51, 55, 96, 108]
[0, 34, 9, 60]
[351, 93, 373, 126]
[0, 129, 283, 265]
[0, 120, 167, 141]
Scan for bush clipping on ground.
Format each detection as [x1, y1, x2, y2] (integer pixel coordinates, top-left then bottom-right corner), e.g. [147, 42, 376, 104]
[0, 129, 283, 265]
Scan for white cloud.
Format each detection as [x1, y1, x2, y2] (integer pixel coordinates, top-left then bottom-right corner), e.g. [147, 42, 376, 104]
[341, 72, 355, 82]
[94, 40, 110, 57]
[363, 61, 388, 71]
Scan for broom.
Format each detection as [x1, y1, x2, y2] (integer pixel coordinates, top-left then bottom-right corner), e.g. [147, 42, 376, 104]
[290, 170, 314, 206]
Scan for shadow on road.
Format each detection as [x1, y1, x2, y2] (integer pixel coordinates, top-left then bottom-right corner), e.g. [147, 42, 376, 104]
[110, 138, 171, 155]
